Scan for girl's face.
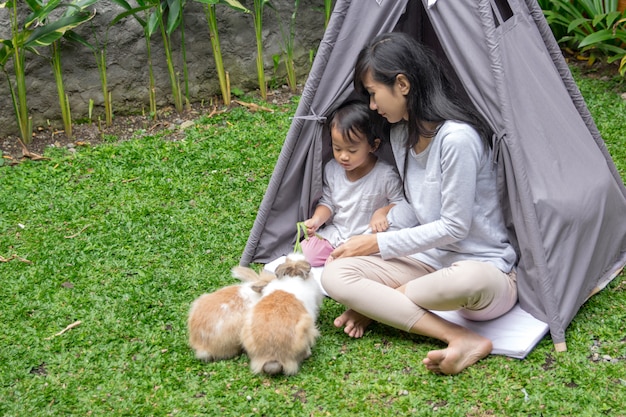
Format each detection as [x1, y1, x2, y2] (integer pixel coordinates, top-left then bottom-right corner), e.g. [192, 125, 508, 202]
[362, 70, 409, 124]
[330, 126, 377, 173]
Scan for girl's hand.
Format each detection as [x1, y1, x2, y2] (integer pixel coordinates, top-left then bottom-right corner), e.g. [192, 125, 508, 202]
[331, 234, 379, 259]
[303, 218, 319, 236]
[369, 208, 390, 233]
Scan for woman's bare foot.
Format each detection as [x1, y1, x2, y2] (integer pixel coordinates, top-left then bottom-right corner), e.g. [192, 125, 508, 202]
[333, 309, 372, 338]
[422, 333, 493, 375]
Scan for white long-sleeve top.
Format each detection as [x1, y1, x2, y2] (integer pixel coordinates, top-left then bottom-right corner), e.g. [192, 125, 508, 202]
[377, 121, 517, 272]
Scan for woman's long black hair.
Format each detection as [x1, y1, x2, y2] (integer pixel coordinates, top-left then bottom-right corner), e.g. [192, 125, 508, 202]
[353, 32, 492, 149]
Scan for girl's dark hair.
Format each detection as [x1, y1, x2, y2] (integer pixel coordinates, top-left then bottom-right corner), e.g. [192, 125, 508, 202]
[353, 32, 492, 149]
[328, 100, 378, 146]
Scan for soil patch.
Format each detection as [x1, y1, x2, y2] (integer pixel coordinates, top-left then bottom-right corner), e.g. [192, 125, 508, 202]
[0, 86, 300, 165]
[563, 48, 624, 81]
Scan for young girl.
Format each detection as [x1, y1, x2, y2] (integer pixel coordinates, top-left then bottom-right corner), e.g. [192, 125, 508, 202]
[300, 100, 415, 267]
[321, 33, 518, 375]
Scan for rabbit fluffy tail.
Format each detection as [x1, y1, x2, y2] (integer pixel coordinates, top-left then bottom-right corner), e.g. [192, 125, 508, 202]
[251, 359, 300, 376]
[262, 361, 283, 375]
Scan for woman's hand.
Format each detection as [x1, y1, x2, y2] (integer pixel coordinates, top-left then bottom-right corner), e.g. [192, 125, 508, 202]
[331, 234, 379, 259]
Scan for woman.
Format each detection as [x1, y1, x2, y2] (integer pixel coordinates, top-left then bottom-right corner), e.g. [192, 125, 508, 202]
[320, 32, 518, 375]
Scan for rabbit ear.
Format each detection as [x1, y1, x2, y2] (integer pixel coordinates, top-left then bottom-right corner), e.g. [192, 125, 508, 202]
[274, 262, 286, 279]
[299, 260, 312, 274]
[258, 270, 276, 283]
[293, 260, 312, 277]
[231, 266, 260, 282]
[250, 280, 269, 293]
[275, 259, 311, 279]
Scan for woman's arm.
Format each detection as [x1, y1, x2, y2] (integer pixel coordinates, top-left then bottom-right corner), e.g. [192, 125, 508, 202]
[378, 124, 483, 258]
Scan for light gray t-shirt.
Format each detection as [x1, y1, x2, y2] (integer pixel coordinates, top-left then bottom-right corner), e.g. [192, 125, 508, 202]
[317, 159, 406, 247]
[377, 121, 517, 272]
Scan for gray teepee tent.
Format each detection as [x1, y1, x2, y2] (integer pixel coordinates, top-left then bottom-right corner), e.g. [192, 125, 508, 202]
[241, 0, 626, 352]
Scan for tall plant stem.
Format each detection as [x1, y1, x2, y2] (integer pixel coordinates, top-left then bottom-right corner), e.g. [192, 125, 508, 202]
[254, 0, 267, 101]
[284, 0, 300, 93]
[96, 49, 113, 127]
[205, 4, 230, 106]
[164, 33, 184, 113]
[14, 50, 32, 145]
[179, 14, 190, 108]
[9, 1, 32, 146]
[156, 7, 183, 113]
[145, 33, 158, 119]
[324, 0, 332, 29]
[4, 68, 32, 154]
[52, 42, 73, 139]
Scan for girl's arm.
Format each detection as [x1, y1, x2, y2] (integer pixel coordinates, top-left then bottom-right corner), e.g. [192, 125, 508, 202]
[369, 203, 395, 233]
[303, 205, 332, 236]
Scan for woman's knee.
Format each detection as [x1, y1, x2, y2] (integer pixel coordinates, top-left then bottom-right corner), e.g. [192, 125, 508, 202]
[320, 258, 350, 299]
[446, 261, 501, 292]
[451, 260, 516, 312]
[406, 261, 500, 302]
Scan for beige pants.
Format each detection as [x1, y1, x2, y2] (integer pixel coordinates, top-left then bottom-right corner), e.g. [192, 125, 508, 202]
[321, 256, 517, 332]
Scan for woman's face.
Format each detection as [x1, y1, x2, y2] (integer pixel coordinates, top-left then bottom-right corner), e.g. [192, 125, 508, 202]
[362, 70, 409, 124]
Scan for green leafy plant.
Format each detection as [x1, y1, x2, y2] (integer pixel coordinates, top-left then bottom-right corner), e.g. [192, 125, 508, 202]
[51, 41, 74, 139]
[273, 0, 300, 93]
[112, 0, 187, 114]
[69, 3, 131, 128]
[617, 19, 626, 77]
[153, 0, 186, 113]
[578, 15, 626, 75]
[0, 0, 94, 155]
[195, 0, 250, 107]
[178, 0, 191, 107]
[542, 0, 626, 72]
[110, 0, 164, 120]
[88, 98, 94, 123]
[93, 38, 113, 126]
[1, 0, 34, 153]
[271, 52, 282, 89]
[49, 0, 97, 139]
[324, 0, 332, 29]
[252, 0, 273, 100]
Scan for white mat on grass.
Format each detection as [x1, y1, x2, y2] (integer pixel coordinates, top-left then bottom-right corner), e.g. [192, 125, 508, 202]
[264, 256, 549, 359]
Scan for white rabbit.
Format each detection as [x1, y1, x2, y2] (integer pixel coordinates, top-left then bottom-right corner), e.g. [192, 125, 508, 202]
[241, 253, 324, 375]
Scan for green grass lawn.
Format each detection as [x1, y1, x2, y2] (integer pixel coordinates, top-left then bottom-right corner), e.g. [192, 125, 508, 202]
[1, 72, 625, 416]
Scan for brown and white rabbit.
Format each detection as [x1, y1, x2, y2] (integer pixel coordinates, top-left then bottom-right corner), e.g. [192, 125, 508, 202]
[187, 267, 275, 361]
[241, 253, 324, 376]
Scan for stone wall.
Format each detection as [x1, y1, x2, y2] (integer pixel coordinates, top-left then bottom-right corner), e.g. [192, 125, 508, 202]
[0, 0, 327, 137]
